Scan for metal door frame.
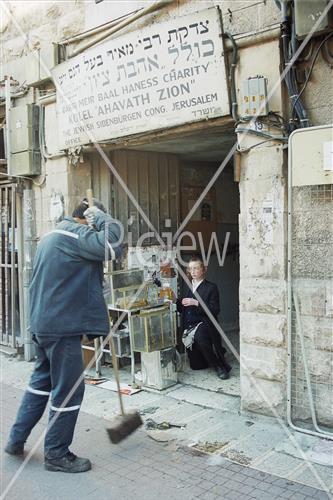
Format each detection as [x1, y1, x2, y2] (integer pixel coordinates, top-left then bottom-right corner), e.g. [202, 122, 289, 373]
[0, 181, 21, 349]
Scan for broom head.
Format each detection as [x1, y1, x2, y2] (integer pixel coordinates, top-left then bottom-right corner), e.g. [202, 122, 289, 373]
[106, 410, 143, 444]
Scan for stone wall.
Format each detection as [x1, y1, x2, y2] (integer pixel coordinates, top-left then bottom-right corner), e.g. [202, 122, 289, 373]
[300, 45, 333, 127]
[2, 1, 86, 238]
[232, 30, 288, 418]
[82, 0, 281, 36]
[1, 1, 85, 62]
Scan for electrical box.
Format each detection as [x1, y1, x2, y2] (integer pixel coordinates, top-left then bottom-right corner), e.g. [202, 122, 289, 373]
[3, 44, 59, 88]
[242, 76, 269, 117]
[9, 104, 41, 176]
[9, 104, 39, 153]
[294, 0, 332, 39]
[10, 151, 41, 176]
[289, 125, 333, 186]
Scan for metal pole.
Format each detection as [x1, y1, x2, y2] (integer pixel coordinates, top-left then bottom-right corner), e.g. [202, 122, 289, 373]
[0, 187, 3, 342]
[10, 186, 16, 347]
[293, 291, 331, 437]
[16, 188, 25, 353]
[5, 78, 11, 176]
[23, 189, 37, 361]
[4, 187, 9, 344]
[286, 132, 293, 429]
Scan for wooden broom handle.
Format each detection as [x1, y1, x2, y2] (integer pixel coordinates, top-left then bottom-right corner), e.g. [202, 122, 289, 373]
[109, 336, 125, 416]
[86, 189, 125, 416]
[86, 188, 94, 208]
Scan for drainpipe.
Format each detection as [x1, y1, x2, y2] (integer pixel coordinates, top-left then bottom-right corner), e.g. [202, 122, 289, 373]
[69, 0, 174, 58]
[22, 189, 37, 361]
[224, 32, 239, 122]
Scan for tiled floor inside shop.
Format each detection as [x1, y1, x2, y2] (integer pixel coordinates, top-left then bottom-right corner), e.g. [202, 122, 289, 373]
[178, 329, 240, 397]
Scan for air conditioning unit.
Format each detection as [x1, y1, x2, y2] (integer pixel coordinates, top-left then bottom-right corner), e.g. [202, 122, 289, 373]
[9, 104, 41, 176]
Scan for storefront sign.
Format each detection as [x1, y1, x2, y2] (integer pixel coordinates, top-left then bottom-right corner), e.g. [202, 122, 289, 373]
[52, 7, 229, 149]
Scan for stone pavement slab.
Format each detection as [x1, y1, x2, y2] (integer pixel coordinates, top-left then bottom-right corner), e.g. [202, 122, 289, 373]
[1, 382, 331, 500]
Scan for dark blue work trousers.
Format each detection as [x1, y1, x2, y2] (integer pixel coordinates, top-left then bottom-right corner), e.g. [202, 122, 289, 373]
[8, 335, 85, 459]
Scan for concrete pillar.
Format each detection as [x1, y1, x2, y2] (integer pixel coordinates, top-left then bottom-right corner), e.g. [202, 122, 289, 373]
[239, 144, 288, 417]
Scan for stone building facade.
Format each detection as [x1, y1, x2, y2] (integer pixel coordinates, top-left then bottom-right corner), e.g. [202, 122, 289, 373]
[1, 0, 332, 430]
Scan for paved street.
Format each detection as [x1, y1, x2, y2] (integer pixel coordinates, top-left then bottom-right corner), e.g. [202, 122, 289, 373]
[1, 383, 330, 500]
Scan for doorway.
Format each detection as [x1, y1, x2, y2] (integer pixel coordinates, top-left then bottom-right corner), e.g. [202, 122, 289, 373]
[92, 122, 240, 396]
[176, 160, 240, 396]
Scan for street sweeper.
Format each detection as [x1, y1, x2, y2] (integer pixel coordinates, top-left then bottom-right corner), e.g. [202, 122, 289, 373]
[5, 197, 123, 473]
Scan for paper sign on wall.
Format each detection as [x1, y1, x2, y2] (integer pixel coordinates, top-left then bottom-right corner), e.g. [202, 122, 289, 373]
[323, 141, 333, 171]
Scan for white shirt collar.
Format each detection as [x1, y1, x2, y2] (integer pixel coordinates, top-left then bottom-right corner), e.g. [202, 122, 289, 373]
[192, 279, 204, 293]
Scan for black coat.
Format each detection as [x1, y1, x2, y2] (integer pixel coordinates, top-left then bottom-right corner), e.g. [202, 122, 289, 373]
[177, 279, 220, 329]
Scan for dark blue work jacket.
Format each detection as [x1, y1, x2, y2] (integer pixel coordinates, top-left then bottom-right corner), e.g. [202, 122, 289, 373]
[29, 214, 122, 337]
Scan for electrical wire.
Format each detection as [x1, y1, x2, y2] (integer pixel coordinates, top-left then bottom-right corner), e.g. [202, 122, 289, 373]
[236, 111, 289, 136]
[237, 137, 286, 153]
[321, 35, 333, 65]
[222, 1, 266, 17]
[291, 32, 333, 118]
[282, 26, 310, 127]
[0, 171, 33, 180]
[297, 40, 314, 63]
[235, 127, 288, 142]
[0, 170, 47, 186]
[237, 114, 288, 133]
[277, 0, 311, 129]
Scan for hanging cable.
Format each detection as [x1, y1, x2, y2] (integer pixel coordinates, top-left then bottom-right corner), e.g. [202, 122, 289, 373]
[235, 127, 287, 142]
[292, 32, 333, 118]
[321, 34, 333, 65]
[237, 137, 286, 153]
[280, 8, 310, 129]
[237, 111, 289, 135]
[69, 0, 174, 58]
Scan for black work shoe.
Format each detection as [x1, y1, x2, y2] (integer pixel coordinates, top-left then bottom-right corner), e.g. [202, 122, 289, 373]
[5, 442, 24, 456]
[45, 452, 91, 473]
[216, 367, 230, 380]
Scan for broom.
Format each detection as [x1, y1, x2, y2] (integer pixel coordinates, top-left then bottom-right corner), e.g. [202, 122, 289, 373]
[86, 189, 143, 444]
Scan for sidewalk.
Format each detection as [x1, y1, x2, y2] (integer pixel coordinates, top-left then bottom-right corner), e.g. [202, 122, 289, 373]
[1, 355, 332, 499]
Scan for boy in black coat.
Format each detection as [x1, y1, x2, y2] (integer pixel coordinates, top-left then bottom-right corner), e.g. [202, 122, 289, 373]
[177, 256, 231, 380]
